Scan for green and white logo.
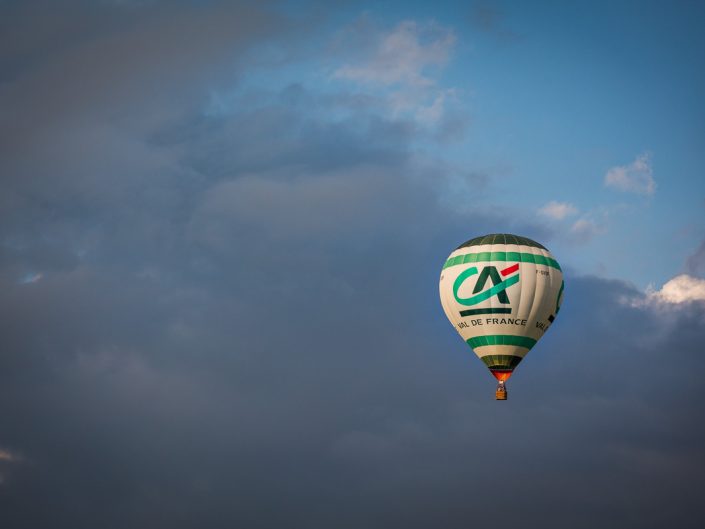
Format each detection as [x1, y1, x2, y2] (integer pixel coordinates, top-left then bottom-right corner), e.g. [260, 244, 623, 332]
[453, 263, 520, 316]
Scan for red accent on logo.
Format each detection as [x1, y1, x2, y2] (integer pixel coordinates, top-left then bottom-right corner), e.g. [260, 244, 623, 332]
[500, 263, 519, 276]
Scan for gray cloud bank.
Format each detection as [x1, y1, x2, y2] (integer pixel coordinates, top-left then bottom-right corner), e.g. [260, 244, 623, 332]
[1, 2, 704, 528]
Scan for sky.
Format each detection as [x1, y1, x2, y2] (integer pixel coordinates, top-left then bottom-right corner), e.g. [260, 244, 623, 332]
[1, 1, 704, 528]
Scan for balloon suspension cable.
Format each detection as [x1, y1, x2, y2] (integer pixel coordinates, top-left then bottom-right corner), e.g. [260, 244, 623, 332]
[495, 380, 507, 401]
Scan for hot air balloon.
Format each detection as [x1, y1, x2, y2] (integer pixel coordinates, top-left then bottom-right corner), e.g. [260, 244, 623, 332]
[439, 234, 564, 400]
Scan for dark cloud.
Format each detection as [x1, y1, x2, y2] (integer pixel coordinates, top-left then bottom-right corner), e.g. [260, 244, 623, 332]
[1, 2, 704, 529]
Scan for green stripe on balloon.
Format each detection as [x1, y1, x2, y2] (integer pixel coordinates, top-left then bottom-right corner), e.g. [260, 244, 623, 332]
[443, 252, 561, 271]
[466, 335, 537, 349]
[556, 280, 565, 313]
[459, 307, 512, 316]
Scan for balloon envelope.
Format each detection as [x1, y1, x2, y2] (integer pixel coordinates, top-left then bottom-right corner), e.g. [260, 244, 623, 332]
[439, 234, 564, 383]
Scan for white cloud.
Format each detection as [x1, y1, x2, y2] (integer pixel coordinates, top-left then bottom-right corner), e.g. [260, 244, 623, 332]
[331, 20, 458, 129]
[413, 89, 456, 125]
[333, 20, 455, 88]
[538, 201, 578, 220]
[570, 217, 603, 243]
[604, 152, 655, 195]
[647, 274, 705, 304]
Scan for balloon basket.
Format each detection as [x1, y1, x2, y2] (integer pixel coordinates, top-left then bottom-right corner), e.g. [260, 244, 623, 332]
[495, 381, 507, 400]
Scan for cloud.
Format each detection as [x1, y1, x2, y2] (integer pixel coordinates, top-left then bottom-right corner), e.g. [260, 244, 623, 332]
[623, 240, 705, 308]
[604, 152, 656, 195]
[647, 274, 705, 304]
[571, 218, 596, 236]
[412, 88, 458, 126]
[333, 20, 455, 87]
[538, 202, 612, 246]
[331, 19, 461, 132]
[538, 201, 578, 220]
[569, 217, 603, 243]
[187, 164, 424, 247]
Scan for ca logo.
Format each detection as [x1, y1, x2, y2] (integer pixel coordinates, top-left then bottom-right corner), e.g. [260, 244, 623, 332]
[453, 263, 520, 306]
